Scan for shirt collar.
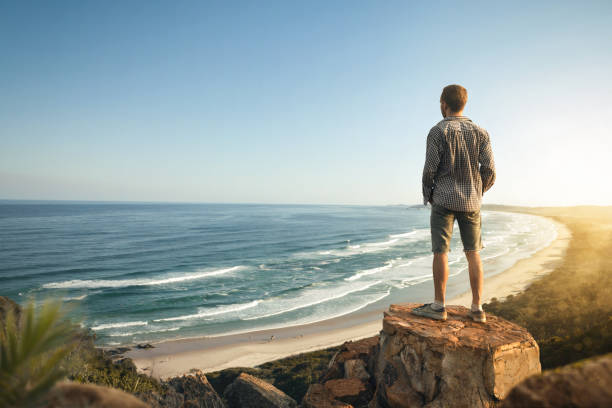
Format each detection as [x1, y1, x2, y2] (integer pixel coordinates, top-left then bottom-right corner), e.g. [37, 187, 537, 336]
[443, 115, 471, 121]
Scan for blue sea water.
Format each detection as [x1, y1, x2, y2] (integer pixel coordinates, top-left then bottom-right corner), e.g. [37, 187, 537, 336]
[0, 202, 557, 346]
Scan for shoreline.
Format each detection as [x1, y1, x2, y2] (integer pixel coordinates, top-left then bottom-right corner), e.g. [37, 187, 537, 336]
[125, 214, 571, 379]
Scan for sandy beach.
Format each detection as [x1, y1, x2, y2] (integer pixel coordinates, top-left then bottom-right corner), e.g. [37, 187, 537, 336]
[126, 214, 571, 379]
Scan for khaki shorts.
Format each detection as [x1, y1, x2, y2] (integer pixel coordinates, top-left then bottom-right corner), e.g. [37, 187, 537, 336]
[430, 204, 483, 253]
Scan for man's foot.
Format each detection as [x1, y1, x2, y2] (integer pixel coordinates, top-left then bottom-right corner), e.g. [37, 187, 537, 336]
[411, 303, 447, 321]
[468, 309, 486, 323]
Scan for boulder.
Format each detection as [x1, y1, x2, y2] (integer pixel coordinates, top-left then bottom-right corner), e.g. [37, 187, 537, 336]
[324, 378, 373, 408]
[344, 359, 370, 381]
[223, 372, 297, 408]
[167, 370, 226, 408]
[302, 383, 354, 408]
[321, 336, 379, 382]
[137, 343, 155, 349]
[103, 346, 132, 357]
[371, 303, 541, 408]
[44, 381, 149, 408]
[502, 355, 612, 407]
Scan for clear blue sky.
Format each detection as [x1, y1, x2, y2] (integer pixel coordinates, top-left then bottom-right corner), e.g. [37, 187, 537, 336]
[1, 1, 611, 206]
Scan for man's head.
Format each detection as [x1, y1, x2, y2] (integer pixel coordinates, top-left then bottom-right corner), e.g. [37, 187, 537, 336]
[440, 84, 468, 117]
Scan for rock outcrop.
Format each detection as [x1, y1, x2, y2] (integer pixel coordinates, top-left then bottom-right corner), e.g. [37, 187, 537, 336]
[167, 370, 226, 408]
[320, 335, 379, 383]
[502, 355, 612, 407]
[223, 372, 297, 408]
[344, 359, 370, 381]
[302, 384, 353, 408]
[371, 303, 541, 408]
[324, 378, 373, 407]
[303, 303, 542, 408]
[304, 336, 379, 408]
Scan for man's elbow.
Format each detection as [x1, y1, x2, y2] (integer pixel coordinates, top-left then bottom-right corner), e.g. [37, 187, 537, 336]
[485, 173, 496, 192]
[422, 171, 435, 187]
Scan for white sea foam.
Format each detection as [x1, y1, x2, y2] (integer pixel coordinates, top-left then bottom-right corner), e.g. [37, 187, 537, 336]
[63, 294, 88, 301]
[481, 246, 512, 261]
[366, 238, 398, 247]
[398, 254, 431, 268]
[91, 321, 148, 331]
[345, 261, 393, 281]
[202, 289, 392, 339]
[398, 273, 432, 287]
[242, 279, 383, 320]
[43, 266, 245, 289]
[301, 229, 428, 259]
[448, 255, 464, 265]
[389, 231, 417, 238]
[314, 289, 391, 321]
[108, 326, 181, 337]
[153, 299, 262, 322]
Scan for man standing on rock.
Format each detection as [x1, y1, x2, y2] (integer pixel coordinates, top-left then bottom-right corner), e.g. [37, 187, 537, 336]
[412, 84, 496, 323]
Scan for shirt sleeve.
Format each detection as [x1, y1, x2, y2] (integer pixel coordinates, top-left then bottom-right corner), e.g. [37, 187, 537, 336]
[479, 131, 496, 194]
[422, 127, 443, 204]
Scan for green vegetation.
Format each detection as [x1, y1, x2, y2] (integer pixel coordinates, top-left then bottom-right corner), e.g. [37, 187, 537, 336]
[0, 294, 337, 406]
[0, 299, 79, 408]
[0, 296, 172, 407]
[66, 336, 165, 395]
[484, 206, 612, 369]
[206, 345, 340, 402]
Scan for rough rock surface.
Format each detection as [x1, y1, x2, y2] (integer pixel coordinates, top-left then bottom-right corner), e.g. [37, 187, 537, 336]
[167, 370, 226, 408]
[321, 336, 379, 382]
[302, 383, 354, 408]
[371, 303, 541, 408]
[303, 336, 379, 408]
[223, 372, 297, 408]
[324, 378, 373, 407]
[344, 359, 370, 381]
[44, 382, 149, 408]
[502, 355, 612, 408]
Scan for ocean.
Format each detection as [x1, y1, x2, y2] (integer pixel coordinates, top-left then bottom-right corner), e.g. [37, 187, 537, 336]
[0, 202, 557, 346]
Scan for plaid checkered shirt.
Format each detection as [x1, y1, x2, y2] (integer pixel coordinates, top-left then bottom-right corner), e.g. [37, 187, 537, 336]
[422, 116, 496, 212]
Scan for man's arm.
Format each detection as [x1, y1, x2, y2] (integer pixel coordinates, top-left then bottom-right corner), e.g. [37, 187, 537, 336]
[422, 127, 442, 204]
[479, 131, 496, 194]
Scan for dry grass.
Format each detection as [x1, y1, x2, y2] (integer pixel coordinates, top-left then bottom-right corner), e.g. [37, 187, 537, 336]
[484, 205, 612, 368]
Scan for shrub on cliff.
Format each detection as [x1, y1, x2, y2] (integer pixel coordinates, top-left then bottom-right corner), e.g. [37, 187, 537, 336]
[0, 298, 79, 407]
[0, 296, 171, 406]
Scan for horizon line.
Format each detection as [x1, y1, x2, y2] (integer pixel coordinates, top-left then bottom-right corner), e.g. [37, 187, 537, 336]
[0, 198, 607, 209]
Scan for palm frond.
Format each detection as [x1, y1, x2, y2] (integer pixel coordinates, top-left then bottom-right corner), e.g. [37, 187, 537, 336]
[0, 298, 78, 408]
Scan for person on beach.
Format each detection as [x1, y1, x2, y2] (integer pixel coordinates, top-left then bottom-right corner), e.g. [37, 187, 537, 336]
[412, 84, 496, 323]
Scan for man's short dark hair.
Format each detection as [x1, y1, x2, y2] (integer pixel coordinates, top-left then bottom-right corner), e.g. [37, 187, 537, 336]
[441, 84, 468, 113]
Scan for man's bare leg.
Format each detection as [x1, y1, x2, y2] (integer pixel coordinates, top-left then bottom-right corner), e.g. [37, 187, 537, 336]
[433, 252, 449, 304]
[465, 250, 483, 306]
[411, 252, 449, 320]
